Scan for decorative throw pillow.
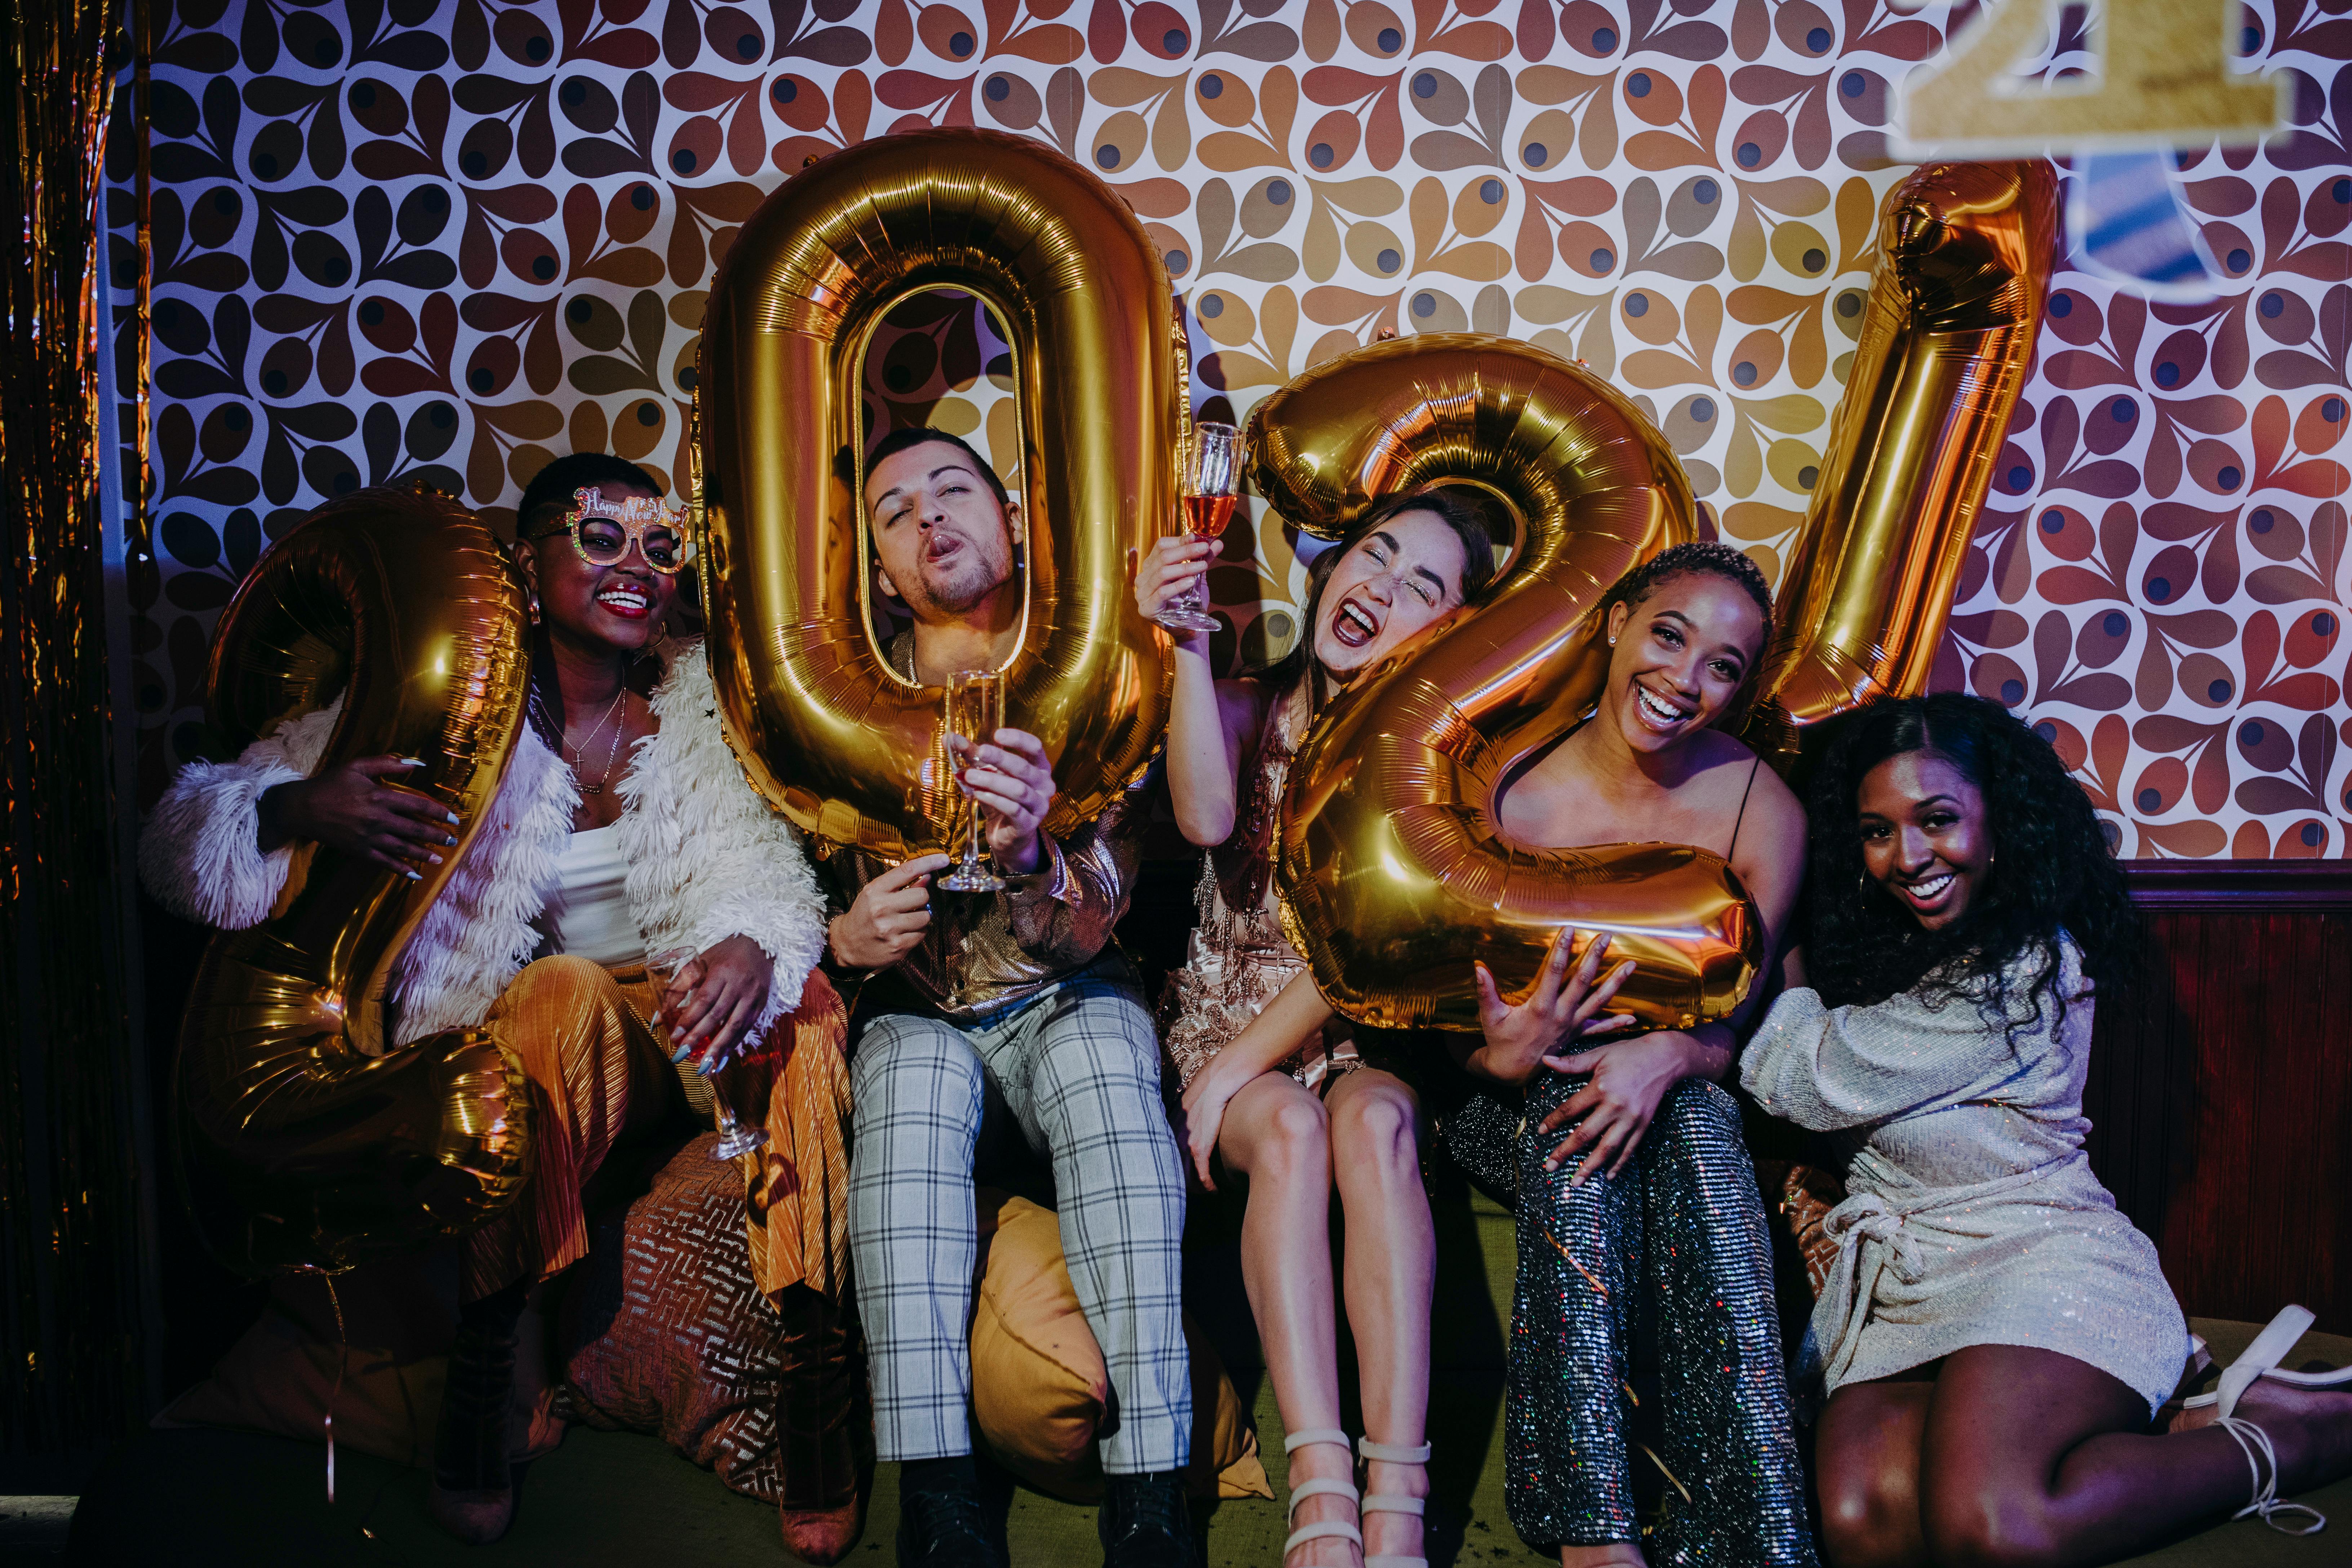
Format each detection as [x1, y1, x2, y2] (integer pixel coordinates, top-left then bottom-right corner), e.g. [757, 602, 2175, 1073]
[969, 1190, 1271, 1503]
[556, 1131, 797, 1501]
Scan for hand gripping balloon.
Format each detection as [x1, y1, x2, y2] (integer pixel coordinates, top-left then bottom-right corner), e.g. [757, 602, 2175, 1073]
[1258, 160, 2056, 1033]
[173, 486, 532, 1276]
[695, 128, 1179, 860]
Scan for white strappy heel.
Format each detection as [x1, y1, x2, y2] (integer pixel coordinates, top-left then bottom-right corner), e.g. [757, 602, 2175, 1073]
[1283, 1429, 1362, 1564]
[2180, 1305, 2342, 1535]
[1358, 1435, 1432, 1568]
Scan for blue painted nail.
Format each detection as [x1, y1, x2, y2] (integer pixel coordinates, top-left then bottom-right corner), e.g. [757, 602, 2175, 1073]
[670, 1045, 690, 1064]
[404, 869, 422, 881]
[443, 835, 457, 846]
[445, 811, 460, 825]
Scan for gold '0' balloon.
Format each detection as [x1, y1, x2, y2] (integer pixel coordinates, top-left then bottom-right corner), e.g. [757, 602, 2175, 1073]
[697, 128, 1179, 861]
[1750, 160, 2060, 753]
[1247, 336, 1744, 1032]
[174, 486, 532, 1277]
[1259, 160, 2056, 1034]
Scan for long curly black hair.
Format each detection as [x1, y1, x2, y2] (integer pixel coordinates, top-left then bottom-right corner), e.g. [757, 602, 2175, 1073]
[1805, 692, 2140, 1041]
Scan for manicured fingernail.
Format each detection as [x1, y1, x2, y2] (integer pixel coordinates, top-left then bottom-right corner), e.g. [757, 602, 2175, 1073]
[404, 868, 422, 881]
[429, 853, 444, 865]
[670, 1045, 690, 1063]
[1542, 1157, 1559, 1172]
[445, 811, 460, 825]
[399, 757, 427, 767]
[443, 834, 458, 846]
[697, 1056, 718, 1077]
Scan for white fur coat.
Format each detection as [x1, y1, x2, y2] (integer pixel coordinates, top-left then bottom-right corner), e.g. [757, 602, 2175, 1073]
[139, 641, 825, 1053]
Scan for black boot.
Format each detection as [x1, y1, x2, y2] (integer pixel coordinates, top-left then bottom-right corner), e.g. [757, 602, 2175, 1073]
[428, 1282, 527, 1544]
[895, 1457, 1008, 1567]
[1097, 1470, 1195, 1568]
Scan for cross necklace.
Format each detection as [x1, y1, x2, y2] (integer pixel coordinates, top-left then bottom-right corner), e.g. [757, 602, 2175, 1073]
[566, 686, 631, 795]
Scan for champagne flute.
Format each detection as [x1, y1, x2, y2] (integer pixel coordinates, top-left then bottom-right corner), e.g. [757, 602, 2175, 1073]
[1155, 421, 1240, 633]
[647, 945, 769, 1162]
[936, 667, 1008, 894]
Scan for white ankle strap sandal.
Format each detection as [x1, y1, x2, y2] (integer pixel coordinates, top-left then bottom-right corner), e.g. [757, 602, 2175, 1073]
[1282, 1429, 1361, 1562]
[1358, 1435, 1432, 1568]
[2182, 1305, 2343, 1535]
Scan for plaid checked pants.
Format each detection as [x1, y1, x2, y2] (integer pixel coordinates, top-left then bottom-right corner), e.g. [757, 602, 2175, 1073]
[847, 961, 1190, 1473]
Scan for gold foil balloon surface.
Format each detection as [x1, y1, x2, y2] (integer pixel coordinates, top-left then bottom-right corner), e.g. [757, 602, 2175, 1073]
[175, 486, 531, 1276]
[697, 128, 1178, 861]
[1752, 160, 2060, 755]
[1248, 335, 1745, 1032]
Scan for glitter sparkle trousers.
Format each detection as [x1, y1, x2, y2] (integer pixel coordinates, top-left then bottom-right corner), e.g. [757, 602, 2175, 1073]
[1505, 1075, 1815, 1565]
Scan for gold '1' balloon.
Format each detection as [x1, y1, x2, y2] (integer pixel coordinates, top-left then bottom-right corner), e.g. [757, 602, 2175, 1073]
[1248, 336, 1742, 1032]
[1258, 160, 2056, 1034]
[174, 486, 532, 1276]
[696, 128, 1178, 860]
[1749, 159, 2060, 752]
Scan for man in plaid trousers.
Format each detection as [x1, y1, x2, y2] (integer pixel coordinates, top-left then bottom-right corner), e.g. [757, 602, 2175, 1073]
[818, 428, 1191, 1568]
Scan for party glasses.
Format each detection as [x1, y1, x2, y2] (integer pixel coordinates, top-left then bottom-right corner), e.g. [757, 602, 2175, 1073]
[542, 487, 693, 573]
[1155, 422, 1240, 633]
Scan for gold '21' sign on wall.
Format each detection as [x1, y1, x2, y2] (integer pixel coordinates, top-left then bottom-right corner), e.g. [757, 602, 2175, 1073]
[1899, 0, 2286, 154]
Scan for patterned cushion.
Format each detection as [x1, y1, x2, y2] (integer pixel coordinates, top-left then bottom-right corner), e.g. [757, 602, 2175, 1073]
[556, 1132, 794, 1501]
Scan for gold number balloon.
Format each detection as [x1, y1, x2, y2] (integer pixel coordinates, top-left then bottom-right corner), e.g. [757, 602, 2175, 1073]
[696, 128, 1179, 860]
[1259, 160, 2056, 1034]
[1247, 337, 1745, 1031]
[174, 486, 531, 1276]
[1750, 160, 2060, 751]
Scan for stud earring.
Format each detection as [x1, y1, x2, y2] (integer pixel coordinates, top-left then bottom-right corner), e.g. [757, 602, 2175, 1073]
[528, 593, 541, 625]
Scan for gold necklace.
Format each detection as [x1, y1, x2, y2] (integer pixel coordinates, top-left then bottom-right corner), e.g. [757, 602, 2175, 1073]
[566, 686, 629, 796]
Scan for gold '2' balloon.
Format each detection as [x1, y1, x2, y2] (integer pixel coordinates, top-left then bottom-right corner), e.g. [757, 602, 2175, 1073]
[1248, 338, 1740, 1032]
[1258, 160, 2056, 1034]
[696, 128, 1179, 860]
[174, 487, 532, 1276]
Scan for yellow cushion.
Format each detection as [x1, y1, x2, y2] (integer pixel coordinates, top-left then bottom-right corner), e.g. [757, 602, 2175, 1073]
[969, 1190, 1272, 1503]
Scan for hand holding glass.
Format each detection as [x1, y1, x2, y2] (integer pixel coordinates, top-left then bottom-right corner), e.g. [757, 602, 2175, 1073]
[1155, 422, 1239, 633]
[648, 945, 769, 1161]
[938, 668, 1008, 894]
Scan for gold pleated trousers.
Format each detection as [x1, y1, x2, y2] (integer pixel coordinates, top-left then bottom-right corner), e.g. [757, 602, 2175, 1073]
[461, 954, 852, 1305]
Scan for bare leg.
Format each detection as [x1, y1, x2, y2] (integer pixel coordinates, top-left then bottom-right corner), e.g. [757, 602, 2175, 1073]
[1825, 1345, 2352, 1568]
[1816, 1377, 1935, 1568]
[1326, 1069, 1435, 1563]
[1220, 1071, 1357, 1568]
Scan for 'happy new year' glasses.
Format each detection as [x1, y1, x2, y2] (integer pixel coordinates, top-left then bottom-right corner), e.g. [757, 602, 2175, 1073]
[528, 487, 693, 573]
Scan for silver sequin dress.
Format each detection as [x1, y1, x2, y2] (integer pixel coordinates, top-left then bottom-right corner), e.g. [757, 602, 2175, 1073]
[1740, 935, 2187, 1414]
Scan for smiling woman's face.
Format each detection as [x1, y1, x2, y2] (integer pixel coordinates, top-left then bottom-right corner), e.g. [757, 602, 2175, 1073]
[520, 481, 679, 655]
[1856, 749, 1992, 931]
[1600, 571, 1766, 756]
[1308, 508, 1473, 676]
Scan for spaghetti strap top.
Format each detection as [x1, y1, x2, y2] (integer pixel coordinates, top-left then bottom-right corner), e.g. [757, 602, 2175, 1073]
[1725, 754, 1763, 862]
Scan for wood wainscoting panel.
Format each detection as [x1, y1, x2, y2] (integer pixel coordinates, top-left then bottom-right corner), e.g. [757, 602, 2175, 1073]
[2085, 863, 2352, 1334]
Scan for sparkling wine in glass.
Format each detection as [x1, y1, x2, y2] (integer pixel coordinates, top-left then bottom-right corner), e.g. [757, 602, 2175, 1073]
[648, 945, 769, 1161]
[1157, 422, 1241, 633]
[937, 667, 1008, 894]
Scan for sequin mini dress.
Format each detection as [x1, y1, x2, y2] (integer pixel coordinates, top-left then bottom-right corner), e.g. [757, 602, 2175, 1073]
[1741, 934, 2187, 1413]
[1159, 680, 1360, 1092]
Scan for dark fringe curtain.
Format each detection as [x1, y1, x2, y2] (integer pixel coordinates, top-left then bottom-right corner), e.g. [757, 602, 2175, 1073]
[2, 0, 152, 1451]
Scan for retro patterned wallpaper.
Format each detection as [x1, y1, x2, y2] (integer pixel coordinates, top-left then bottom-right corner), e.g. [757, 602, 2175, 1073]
[110, 0, 2349, 856]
